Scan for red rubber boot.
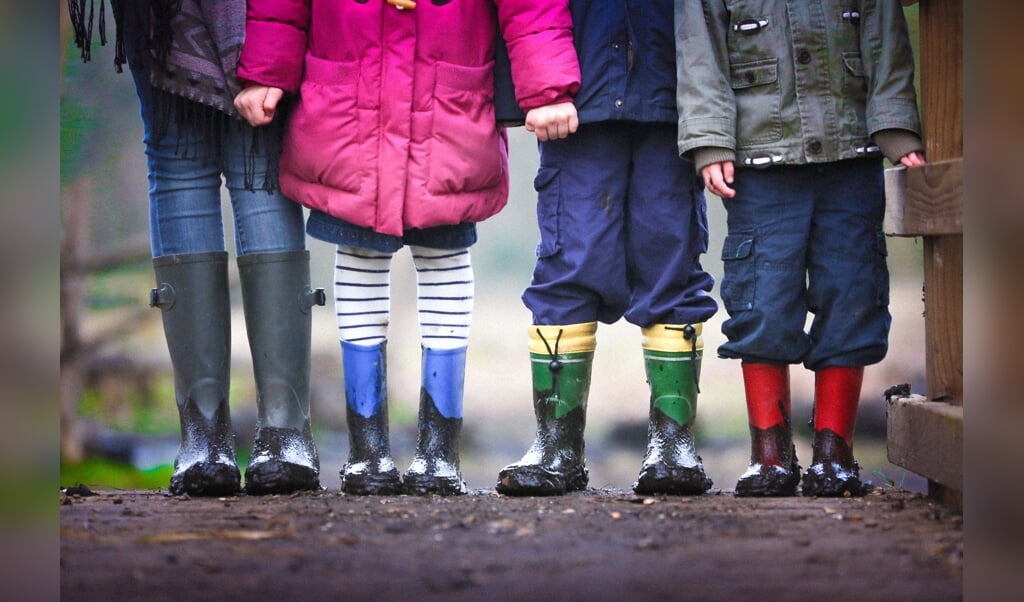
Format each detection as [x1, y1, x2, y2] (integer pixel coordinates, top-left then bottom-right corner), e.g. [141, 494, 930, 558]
[734, 362, 801, 496]
[801, 366, 866, 497]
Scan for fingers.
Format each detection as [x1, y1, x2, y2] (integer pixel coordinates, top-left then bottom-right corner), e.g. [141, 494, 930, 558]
[263, 87, 283, 120]
[900, 151, 927, 167]
[701, 162, 736, 198]
[524, 102, 578, 142]
[233, 86, 282, 127]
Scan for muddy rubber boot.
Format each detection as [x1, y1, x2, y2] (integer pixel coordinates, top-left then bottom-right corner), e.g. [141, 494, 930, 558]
[735, 362, 801, 497]
[402, 347, 468, 496]
[151, 252, 240, 496]
[238, 251, 325, 495]
[633, 324, 713, 495]
[340, 340, 403, 495]
[802, 366, 866, 497]
[496, 323, 596, 496]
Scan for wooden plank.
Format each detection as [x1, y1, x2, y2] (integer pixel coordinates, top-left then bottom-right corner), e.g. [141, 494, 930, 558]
[919, 0, 963, 409]
[886, 395, 963, 491]
[884, 159, 963, 236]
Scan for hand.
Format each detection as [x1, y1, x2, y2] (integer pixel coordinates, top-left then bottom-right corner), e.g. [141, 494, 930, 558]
[234, 85, 284, 127]
[701, 161, 736, 198]
[899, 151, 926, 167]
[524, 102, 579, 142]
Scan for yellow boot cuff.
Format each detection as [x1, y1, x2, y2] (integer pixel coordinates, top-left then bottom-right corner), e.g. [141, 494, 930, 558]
[529, 322, 598, 355]
[641, 323, 704, 353]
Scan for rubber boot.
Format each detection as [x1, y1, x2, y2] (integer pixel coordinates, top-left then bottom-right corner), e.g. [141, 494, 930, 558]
[151, 252, 240, 496]
[238, 251, 325, 495]
[735, 362, 801, 496]
[340, 340, 403, 495]
[633, 324, 713, 495]
[801, 366, 866, 497]
[402, 347, 468, 496]
[496, 323, 596, 496]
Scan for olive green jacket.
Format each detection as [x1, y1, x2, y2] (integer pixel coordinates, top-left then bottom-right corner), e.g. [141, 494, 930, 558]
[675, 0, 923, 170]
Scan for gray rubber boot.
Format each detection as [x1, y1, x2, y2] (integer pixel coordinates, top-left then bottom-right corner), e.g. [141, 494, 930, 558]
[237, 250, 325, 495]
[151, 252, 240, 496]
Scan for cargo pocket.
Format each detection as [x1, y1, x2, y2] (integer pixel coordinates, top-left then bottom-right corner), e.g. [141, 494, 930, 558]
[873, 231, 890, 306]
[730, 58, 783, 145]
[534, 165, 561, 258]
[721, 234, 756, 312]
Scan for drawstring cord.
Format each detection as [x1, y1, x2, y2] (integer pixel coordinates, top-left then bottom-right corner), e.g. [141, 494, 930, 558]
[536, 328, 564, 401]
[666, 324, 701, 393]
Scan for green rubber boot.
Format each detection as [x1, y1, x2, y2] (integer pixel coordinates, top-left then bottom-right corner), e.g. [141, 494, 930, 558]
[633, 323, 713, 495]
[496, 323, 596, 496]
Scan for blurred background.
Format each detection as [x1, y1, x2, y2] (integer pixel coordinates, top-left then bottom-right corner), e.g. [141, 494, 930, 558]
[59, 6, 929, 494]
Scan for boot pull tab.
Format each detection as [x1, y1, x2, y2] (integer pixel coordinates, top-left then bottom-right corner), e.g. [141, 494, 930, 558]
[149, 283, 175, 310]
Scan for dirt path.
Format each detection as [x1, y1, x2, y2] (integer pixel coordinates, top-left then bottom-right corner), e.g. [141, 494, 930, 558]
[60, 486, 961, 601]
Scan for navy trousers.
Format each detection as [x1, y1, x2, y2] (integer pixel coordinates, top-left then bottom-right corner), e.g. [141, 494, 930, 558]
[718, 158, 890, 370]
[523, 122, 717, 327]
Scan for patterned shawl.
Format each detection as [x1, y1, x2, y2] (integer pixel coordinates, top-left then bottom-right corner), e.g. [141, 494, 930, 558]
[69, 0, 278, 189]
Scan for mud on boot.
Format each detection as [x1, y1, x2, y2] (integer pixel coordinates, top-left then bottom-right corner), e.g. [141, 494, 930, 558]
[633, 324, 712, 496]
[735, 424, 801, 496]
[800, 428, 865, 497]
[152, 252, 241, 497]
[402, 347, 468, 496]
[340, 405, 403, 496]
[244, 426, 321, 495]
[496, 323, 595, 496]
[168, 392, 242, 497]
[495, 405, 590, 496]
[237, 251, 325, 496]
[340, 341, 403, 495]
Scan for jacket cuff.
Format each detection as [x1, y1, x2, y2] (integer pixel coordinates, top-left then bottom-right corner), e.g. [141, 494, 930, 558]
[693, 147, 736, 173]
[872, 129, 925, 163]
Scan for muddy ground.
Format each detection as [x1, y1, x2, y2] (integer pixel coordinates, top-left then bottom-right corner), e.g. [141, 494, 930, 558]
[60, 486, 962, 601]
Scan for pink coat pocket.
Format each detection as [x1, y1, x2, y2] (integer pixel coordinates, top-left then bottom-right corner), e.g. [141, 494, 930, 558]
[282, 54, 373, 196]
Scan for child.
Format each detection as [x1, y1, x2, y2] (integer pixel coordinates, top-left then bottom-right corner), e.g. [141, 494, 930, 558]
[70, 0, 324, 497]
[495, 0, 719, 497]
[676, 0, 926, 496]
[235, 0, 581, 496]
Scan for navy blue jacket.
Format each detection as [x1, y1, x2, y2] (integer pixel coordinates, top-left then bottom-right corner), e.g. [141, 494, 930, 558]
[570, 0, 677, 124]
[494, 0, 677, 125]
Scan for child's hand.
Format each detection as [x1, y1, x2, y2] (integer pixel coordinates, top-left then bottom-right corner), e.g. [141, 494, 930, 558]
[701, 161, 736, 198]
[900, 152, 926, 167]
[524, 102, 579, 142]
[234, 85, 284, 127]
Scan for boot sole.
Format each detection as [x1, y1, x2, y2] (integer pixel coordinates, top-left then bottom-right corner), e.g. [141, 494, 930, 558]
[169, 462, 241, 497]
[244, 460, 320, 495]
[495, 464, 588, 496]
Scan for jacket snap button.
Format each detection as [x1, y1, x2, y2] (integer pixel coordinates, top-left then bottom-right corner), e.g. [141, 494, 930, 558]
[797, 48, 812, 64]
[807, 139, 822, 154]
[745, 72, 756, 84]
[615, 99, 623, 108]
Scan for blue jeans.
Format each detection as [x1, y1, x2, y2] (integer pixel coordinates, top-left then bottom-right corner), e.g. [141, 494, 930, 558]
[718, 158, 890, 370]
[523, 122, 717, 327]
[130, 69, 305, 258]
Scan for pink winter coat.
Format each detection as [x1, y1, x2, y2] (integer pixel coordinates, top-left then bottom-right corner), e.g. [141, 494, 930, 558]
[238, 0, 581, 237]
